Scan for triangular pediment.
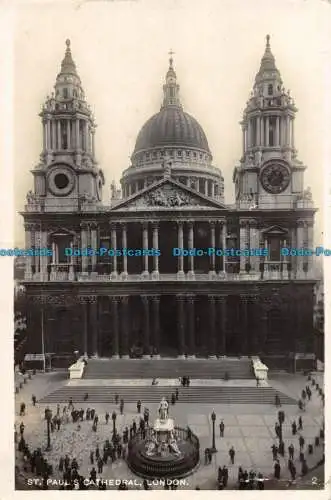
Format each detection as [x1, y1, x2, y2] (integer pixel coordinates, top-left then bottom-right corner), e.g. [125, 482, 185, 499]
[261, 225, 288, 235]
[111, 178, 226, 211]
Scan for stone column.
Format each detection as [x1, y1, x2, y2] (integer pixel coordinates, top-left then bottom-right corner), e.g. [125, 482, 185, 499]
[24, 223, 33, 280]
[80, 222, 89, 274]
[256, 116, 261, 146]
[266, 116, 270, 146]
[204, 179, 208, 196]
[209, 222, 216, 276]
[120, 296, 129, 358]
[42, 122, 46, 151]
[247, 119, 251, 148]
[90, 297, 98, 357]
[187, 295, 195, 357]
[47, 120, 51, 150]
[239, 220, 247, 272]
[152, 296, 161, 358]
[76, 119, 80, 149]
[286, 115, 290, 146]
[208, 295, 217, 357]
[187, 221, 195, 278]
[177, 295, 186, 358]
[152, 222, 159, 279]
[121, 223, 128, 279]
[65, 120, 70, 149]
[296, 220, 305, 276]
[219, 221, 227, 274]
[91, 128, 95, 157]
[111, 223, 117, 278]
[240, 295, 249, 354]
[307, 222, 314, 277]
[260, 117, 264, 146]
[248, 295, 259, 353]
[57, 121, 61, 149]
[217, 296, 227, 355]
[79, 297, 88, 357]
[141, 222, 149, 278]
[291, 119, 295, 149]
[52, 121, 56, 150]
[242, 127, 246, 154]
[249, 220, 259, 273]
[111, 297, 120, 358]
[141, 295, 151, 356]
[90, 222, 98, 274]
[84, 121, 89, 152]
[177, 221, 184, 278]
[40, 230, 48, 280]
[275, 116, 280, 146]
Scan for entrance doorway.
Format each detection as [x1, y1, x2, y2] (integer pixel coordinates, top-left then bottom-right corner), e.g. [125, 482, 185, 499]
[159, 295, 178, 356]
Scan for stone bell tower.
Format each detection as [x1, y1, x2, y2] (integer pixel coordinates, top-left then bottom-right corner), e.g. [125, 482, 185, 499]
[233, 35, 313, 211]
[29, 39, 104, 213]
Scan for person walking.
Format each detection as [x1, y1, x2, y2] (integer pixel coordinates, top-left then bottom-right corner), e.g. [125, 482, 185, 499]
[298, 416, 303, 431]
[274, 461, 281, 479]
[31, 395, 36, 406]
[119, 399, 124, 415]
[288, 443, 294, 460]
[219, 420, 225, 437]
[299, 435, 305, 451]
[229, 446, 235, 465]
[292, 421, 297, 435]
[137, 400, 141, 413]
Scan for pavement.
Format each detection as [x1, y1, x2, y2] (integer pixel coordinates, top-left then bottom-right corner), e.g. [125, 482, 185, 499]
[15, 370, 324, 490]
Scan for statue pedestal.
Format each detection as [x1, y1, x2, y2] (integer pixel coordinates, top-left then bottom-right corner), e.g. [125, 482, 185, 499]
[153, 418, 174, 433]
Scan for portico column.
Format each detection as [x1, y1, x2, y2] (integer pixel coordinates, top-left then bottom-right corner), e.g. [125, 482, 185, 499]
[90, 297, 98, 358]
[141, 295, 151, 356]
[111, 297, 120, 358]
[120, 296, 129, 358]
[141, 222, 149, 278]
[152, 296, 161, 357]
[187, 221, 195, 278]
[286, 115, 290, 146]
[240, 295, 248, 354]
[47, 120, 51, 150]
[40, 230, 48, 280]
[208, 295, 217, 358]
[209, 222, 216, 276]
[239, 220, 247, 272]
[177, 295, 186, 358]
[90, 222, 97, 273]
[217, 296, 227, 355]
[24, 223, 33, 279]
[111, 223, 118, 278]
[219, 221, 227, 274]
[121, 223, 128, 278]
[249, 220, 259, 273]
[177, 221, 184, 278]
[187, 295, 195, 357]
[296, 220, 305, 276]
[91, 128, 95, 157]
[152, 222, 159, 278]
[80, 222, 89, 274]
[80, 297, 88, 357]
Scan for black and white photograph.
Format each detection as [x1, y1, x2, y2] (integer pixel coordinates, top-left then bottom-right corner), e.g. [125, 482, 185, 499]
[6, 0, 329, 492]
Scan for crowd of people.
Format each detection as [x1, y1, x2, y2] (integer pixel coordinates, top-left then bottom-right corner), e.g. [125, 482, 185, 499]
[15, 371, 324, 490]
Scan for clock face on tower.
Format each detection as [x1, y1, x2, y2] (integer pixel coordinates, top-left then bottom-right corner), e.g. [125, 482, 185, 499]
[260, 163, 290, 194]
[47, 164, 75, 196]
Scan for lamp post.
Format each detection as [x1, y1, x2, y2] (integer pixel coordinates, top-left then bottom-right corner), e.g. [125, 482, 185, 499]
[211, 410, 217, 453]
[45, 408, 52, 451]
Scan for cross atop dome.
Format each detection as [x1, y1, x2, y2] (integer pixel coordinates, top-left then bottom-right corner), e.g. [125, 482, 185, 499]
[168, 49, 175, 69]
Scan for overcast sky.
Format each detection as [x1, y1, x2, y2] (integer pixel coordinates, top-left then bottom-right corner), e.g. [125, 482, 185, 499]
[13, 0, 331, 245]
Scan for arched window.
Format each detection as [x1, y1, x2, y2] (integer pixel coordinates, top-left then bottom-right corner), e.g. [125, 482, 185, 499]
[268, 84, 273, 96]
[63, 87, 68, 98]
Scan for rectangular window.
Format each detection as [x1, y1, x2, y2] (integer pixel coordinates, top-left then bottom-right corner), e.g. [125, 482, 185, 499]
[269, 237, 281, 261]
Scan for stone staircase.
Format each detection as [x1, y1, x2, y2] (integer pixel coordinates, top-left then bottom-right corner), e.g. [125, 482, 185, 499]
[40, 385, 296, 405]
[83, 358, 254, 380]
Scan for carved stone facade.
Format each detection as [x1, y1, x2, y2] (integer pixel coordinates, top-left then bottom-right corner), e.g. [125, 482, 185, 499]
[18, 38, 318, 369]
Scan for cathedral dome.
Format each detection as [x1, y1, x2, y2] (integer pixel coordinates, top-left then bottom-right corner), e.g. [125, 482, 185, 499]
[133, 106, 210, 154]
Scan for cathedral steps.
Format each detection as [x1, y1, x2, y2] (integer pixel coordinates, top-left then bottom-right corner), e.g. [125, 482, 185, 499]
[83, 358, 254, 380]
[40, 385, 296, 405]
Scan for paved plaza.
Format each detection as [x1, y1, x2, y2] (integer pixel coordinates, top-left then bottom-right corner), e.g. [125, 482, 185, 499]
[15, 371, 324, 490]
